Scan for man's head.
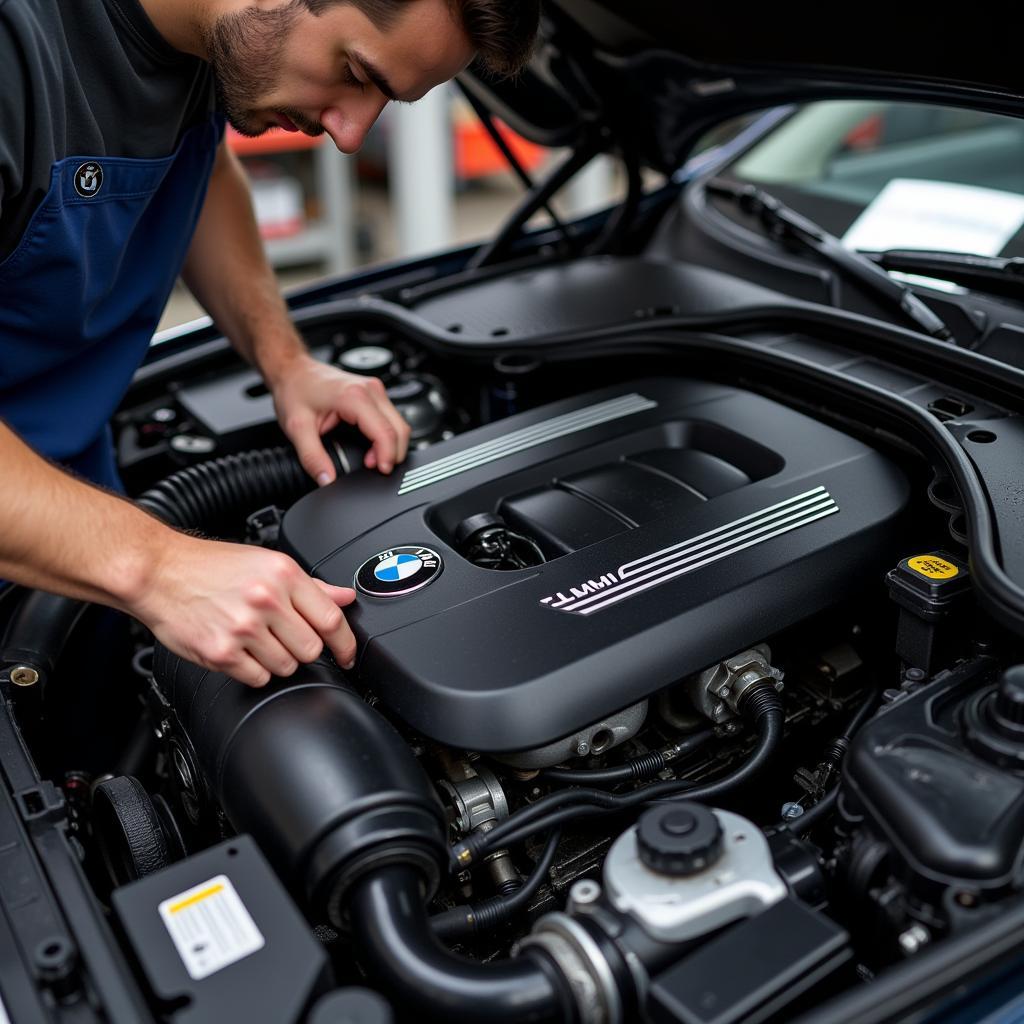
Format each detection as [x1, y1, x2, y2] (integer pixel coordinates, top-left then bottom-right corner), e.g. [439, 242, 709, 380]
[202, 0, 540, 152]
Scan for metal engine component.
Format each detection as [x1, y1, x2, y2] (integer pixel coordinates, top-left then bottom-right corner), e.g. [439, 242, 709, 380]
[603, 808, 787, 943]
[686, 645, 783, 725]
[9, 665, 39, 687]
[518, 912, 624, 1024]
[492, 700, 649, 770]
[437, 765, 509, 836]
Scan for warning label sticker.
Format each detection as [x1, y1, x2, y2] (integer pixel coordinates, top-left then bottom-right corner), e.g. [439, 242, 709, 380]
[159, 875, 264, 980]
[908, 555, 960, 580]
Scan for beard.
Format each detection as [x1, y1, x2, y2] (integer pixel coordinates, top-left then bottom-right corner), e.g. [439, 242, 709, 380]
[202, 1, 325, 137]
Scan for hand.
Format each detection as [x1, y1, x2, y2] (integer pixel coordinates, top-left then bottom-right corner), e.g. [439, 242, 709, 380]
[271, 354, 411, 483]
[132, 534, 358, 687]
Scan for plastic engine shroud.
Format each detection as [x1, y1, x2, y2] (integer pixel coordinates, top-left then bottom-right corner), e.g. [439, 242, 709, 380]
[281, 378, 908, 751]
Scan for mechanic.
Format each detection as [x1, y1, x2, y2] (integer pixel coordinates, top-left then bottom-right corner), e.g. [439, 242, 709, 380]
[0, 0, 539, 687]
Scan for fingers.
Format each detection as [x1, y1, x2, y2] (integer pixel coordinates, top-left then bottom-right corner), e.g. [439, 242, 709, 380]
[283, 410, 336, 486]
[267, 615, 324, 667]
[375, 382, 411, 465]
[313, 580, 358, 607]
[277, 367, 411, 481]
[215, 651, 271, 689]
[143, 540, 363, 690]
[244, 630, 300, 680]
[337, 384, 402, 475]
[296, 580, 358, 669]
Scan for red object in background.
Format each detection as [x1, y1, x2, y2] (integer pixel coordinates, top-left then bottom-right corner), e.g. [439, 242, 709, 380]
[226, 125, 324, 156]
[843, 113, 884, 151]
[454, 117, 546, 180]
[228, 117, 547, 181]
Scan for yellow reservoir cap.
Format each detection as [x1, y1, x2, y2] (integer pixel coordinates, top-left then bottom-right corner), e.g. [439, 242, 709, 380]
[907, 555, 960, 580]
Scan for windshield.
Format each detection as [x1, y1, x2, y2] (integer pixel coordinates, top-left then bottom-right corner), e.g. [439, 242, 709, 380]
[724, 100, 1024, 259]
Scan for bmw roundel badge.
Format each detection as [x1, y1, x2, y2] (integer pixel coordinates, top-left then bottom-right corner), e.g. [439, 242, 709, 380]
[356, 546, 443, 597]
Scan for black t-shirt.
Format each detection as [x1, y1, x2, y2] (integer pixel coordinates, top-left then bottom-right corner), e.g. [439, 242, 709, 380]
[0, 0, 216, 260]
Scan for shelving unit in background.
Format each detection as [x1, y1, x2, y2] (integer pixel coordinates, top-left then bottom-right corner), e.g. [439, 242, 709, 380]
[227, 126, 355, 274]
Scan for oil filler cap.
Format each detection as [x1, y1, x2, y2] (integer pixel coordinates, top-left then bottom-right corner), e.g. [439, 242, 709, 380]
[355, 546, 443, 598]
[637, 803, 723, 877]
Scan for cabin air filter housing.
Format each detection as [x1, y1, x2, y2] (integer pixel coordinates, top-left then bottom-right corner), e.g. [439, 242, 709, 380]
[280, 378, 908, 752]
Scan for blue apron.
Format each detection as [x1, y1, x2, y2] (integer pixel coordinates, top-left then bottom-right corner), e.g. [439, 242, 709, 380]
[0, 113, 224, 490]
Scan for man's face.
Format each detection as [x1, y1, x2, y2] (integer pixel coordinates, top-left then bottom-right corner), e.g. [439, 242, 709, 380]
[205, 0, 474, 153]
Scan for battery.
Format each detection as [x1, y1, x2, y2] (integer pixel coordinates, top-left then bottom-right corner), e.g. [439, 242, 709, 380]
[112, 835, 330, 1024]
[886, 551, 972, 675]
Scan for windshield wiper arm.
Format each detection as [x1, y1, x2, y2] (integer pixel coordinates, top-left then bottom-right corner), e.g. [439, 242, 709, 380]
[858, 249, 1024, 303]
[705, 178, 953, 341]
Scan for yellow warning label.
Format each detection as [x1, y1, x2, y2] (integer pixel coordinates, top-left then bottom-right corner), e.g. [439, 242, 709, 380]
[908, 555, 959, 580]
[167, 882, 224, 915]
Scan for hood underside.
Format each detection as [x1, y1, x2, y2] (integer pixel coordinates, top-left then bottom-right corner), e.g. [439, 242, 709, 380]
[461, 2, 1024, 173]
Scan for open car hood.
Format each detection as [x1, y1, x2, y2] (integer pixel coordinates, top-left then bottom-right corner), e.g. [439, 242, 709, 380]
[461, 1, 1024, 173]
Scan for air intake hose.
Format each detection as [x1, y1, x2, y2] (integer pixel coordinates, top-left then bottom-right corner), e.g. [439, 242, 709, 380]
[137, 432, 366, 535]
[138, 447, 311, 534]
[152, 650, 447, 915]
[348, 864, 571, 1024]
[153, 650, 575, 1022]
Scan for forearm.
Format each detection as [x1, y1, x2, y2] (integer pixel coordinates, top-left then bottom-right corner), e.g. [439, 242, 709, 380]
[0, 421, 358, 685]
[180, 140, 410, 480]
[0, 421, 172, 610]
[180, 140, 308, 388]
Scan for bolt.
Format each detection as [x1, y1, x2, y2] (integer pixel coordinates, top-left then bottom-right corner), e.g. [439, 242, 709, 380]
[903, 667, 927, 686]
[10, 665, 39, 688]
[781, 802, 805, 821]
[955, 891, 978, 908]
[170, 434, 216, 455]
[569, 880, 601, 910]
[151, 407, 177, 423]
[898, 924, 930, 955]
[575, 740, 590, 757]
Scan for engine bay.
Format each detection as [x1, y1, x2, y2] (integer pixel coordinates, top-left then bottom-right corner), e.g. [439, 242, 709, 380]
[2, 265, 1023, 1024]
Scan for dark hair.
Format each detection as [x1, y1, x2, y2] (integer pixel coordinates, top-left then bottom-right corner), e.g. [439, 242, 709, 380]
[303, 0, 541, 77]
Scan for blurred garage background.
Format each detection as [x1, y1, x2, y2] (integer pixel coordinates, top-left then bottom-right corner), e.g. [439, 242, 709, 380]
[158, 86, 627, 331]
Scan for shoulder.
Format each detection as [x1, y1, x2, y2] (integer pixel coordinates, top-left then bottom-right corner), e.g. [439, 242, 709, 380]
[0, 6, 27, 159]
[0, 0, 57, 103]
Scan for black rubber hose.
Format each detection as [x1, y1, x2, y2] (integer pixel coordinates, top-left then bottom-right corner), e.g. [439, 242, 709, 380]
[431, 829, 561, 942]
[454, 701, 784, 869]
[841, 685, 881, 741]
[0, 589, 87, 677]
[539, 730, 714, 786]
[778, 686, 878, 834]
[349, 864, 570, 1024]
[137, 446, 312, 535]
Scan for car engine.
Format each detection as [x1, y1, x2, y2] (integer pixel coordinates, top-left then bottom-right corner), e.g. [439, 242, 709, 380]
[0, 316, 1017, 1024]
[282, 378, 906, 753]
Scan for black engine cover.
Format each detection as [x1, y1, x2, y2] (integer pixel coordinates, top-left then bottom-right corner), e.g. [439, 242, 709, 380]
[281, 379, 908, 751]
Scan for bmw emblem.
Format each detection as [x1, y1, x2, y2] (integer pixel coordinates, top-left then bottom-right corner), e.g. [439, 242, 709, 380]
[356, 545, 443, 598]
[74, 162, 104, 199]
